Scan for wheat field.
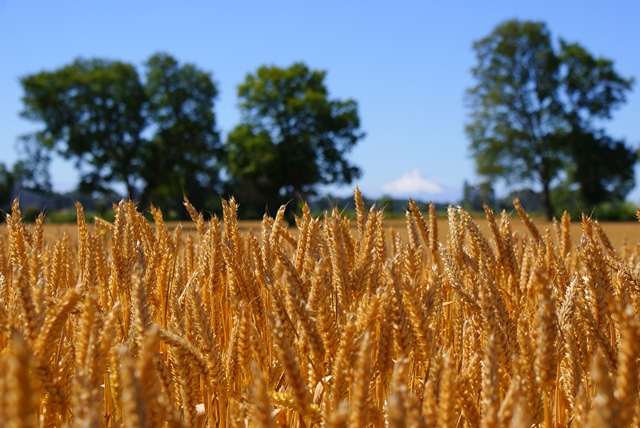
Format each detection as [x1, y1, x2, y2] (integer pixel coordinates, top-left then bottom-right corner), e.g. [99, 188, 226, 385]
[1, 189, 639, 427]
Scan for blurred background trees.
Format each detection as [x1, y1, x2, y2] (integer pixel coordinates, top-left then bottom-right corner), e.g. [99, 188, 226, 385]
[225, 63, 364, 219]
[466, 19, 635, 220]
[7, 20, 637, 220]
[19, 53, 223, 216]
[20, 58, 149, 199]
[140, 54, 223, 211]
[16, 58, 363, 219]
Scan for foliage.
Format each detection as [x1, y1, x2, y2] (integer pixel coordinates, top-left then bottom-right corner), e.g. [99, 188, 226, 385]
[13, 135, 53, 193]
[563, 130, 636, 206]
[19, 53, 223, 214]
[140, 54, 224, 211]
[20, 58, 147, 197]
[226, 63, 364, 219]
[590, 201, 638, 221]
[555, 198, 638, 222]
[466, 19, 635, 220]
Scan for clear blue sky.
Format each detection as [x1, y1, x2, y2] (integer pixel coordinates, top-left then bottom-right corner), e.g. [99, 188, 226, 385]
[1, 1, 639, 203]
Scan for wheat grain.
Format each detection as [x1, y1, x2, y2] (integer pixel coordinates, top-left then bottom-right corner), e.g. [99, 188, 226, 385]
[1, 192, 640, 426]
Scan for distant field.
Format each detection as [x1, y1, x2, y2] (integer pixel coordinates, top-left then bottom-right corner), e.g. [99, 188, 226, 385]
[31, 215, 640, 253]
[384, 218, 640, 253]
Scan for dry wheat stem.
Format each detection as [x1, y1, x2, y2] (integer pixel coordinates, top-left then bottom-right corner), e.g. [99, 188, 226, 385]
[0, 193, 639, 427]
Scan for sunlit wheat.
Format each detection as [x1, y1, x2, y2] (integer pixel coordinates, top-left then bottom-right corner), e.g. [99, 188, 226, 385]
[1, 189, 639, 427]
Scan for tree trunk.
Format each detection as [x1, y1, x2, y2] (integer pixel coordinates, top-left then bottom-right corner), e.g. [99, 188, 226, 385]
[540, 161, 554, 221]
[541, 180, 554, 221]
[284, 186, 304, 226]
[126, 181, 136, 202]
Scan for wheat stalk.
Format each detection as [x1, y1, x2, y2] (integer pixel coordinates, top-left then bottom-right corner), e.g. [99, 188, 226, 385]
[0, 194, 639, 426]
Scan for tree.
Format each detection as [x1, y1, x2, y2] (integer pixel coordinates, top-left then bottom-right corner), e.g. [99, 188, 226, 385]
[564, 130, 636, 206]
[140, 54, 223, 209]
[21, 58, 147, 198]
[226, 63, 364, 218]
[466, 19, 635, 220]
[461, 180, 496, 212]
[13, 135, 53, 193]
[0, 162, 15, 213]
[19, 53, 223, 213]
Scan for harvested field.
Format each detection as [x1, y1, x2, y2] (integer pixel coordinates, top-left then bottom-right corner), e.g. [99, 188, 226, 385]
[1, 192, 640, 427]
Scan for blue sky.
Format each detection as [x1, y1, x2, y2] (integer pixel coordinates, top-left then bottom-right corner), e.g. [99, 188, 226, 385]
[1, 1, 639, 203]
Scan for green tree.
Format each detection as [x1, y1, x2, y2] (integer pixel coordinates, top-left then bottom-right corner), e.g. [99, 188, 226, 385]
[226, 63, 364, 218]
[564, 130, 636, 206]
[21, 58, 147, 198]
[19, 53, 223, 213]
[13, 134, 53, 193]
[466, 19, 634, 220]
[140, 54, 223, 209]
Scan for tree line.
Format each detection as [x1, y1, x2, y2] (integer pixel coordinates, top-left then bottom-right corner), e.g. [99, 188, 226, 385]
[2, 56, 363, 220]
[1, 19, 636, 221]
[466, 20, 636, 220]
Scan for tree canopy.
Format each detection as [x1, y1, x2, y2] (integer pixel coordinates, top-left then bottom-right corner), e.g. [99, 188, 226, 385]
[225, 63, 364, 218]
[19, 53, 223, 213]
[466, 19, 635, 219]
